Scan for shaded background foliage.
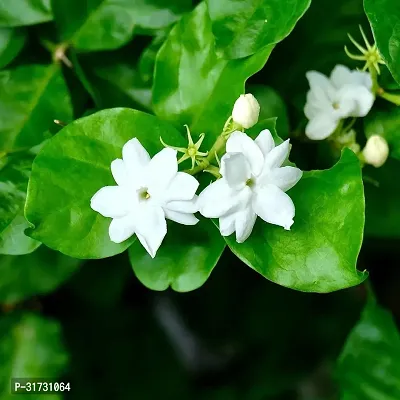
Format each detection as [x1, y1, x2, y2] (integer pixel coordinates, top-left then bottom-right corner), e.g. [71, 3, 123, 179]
[0, 0, 400, 399]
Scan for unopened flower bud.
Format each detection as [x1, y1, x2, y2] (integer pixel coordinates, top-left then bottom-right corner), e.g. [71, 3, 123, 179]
[232, 94, 260, 129]
[362, 135, 389, 168]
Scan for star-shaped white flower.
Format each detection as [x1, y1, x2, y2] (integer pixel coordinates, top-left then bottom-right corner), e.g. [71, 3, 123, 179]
[304, 64, 374, 140]
[90, 138, 199, 258]
[198, 130, 303, 243]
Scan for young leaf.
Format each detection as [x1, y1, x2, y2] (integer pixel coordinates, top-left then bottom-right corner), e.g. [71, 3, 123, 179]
[0, 153, 40, 255]
[364, 0, 400, 85]
[0, 0, 52, 27]
[0, 64, 73, 152]
[224, 149, 368, 293]
[364, 107, 400, 161]
[51, 0, 191, 52]
[153, 2, 274, 148]
[207, 0, 311, 59]
[0, 312, 68, 395]
[0, 27, 26, 69]
[129, 220, 225, 292]
[0, 246, 80, 305]
[25, 108, 187, 259]
[337, 299, 400, 399]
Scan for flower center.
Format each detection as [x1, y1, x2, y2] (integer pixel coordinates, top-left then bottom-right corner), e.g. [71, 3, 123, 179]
[187, 145, 197, 157]
[332, 102, 340, 110]
[137, 187, 151, 201]
[246, 178, 255, 188]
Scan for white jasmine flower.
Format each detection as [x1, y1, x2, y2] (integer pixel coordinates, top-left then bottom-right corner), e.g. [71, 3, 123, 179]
[198, 130, 302, 243]
[90, 138, 199, 258]
[304, 65, 374, 140]
[362, 135, 389, 168]
[232, 94, 260, 129]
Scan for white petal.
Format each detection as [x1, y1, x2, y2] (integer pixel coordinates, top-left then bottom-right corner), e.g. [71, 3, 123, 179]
[255, 129, 275, 157]
[235, 207, 257, 243]
[108, 214, 136, 243]
[253, 185, 295, 230]
[111, 159, 129, 186]
[122, 138, 150, 176]
[164, 209, 199, 225]
[305, 71, 335, 104]
[263, 139, 290, 170]
[330, 65, 353, 88]
[166, 196, 198, 213]
[305, 114, 339, 140]
[163, 172, 199, 202]
[226, 131, 264, 176]
[220, 152, 251, 189]
[146, 148, 178, 196]
[265, 166, 303, 192]
[219, 212, 237, 237]
[340, 85, 374, 117]
[90, 186, 129, 218]
[198, 179, 251, 218]
[134, 205, 167, 258]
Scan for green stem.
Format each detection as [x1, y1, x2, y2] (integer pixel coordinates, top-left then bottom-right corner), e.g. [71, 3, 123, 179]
[377, 90, 400, 106]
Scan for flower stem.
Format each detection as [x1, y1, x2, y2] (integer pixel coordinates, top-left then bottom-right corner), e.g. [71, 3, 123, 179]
[377, 88, 400, 106]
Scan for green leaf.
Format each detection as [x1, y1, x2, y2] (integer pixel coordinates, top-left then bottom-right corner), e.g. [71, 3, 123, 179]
[25, 108, 186, 259]
[0, 27, 25, 69]
[364, 0, 400, 85]
[364, 107, 400, 161]
[0, 0, 52, 27]
[51, 0, 191, 52]
[247, 84, 290, 138]
[0, 246, 80, 305]
[153, 2, 274, 149]
[129, 219, 225, 292]
[364, 159, 400, 238]
[0, 153, 40, 255]
[224, 149, 368, 293]
[206, 0, 311, 59]
[0, 64, 73, 152]
[0, 312, 68, 399]
[337, 299, 400, 399]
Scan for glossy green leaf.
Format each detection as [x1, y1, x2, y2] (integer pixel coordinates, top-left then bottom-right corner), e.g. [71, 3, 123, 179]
[247, 84, 290, 138]
[224, 149, 368, 293]
[207, 0, 311, 59]
[337, 299, 400, 399]
[0, 153, 40, 255]
[365, 0, 400, 85]
[153, 2, 274, 148]
[51, 0, 191, 52]
[0, 64, 73, 152]
[0, 312, 68, 399]
[0, 246, 80, 304]
[25, 108, 186, 259]
[0, 27, 25, 69]
[129, 220, 225, 292]
[364, 159, 400, 238]
[0, 0, 52, 27]
[364, 107, 400, 160]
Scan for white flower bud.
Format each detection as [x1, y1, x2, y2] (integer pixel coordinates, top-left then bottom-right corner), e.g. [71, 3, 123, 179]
[362, 135, 389, 168]
[232, 94, 260, 129]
